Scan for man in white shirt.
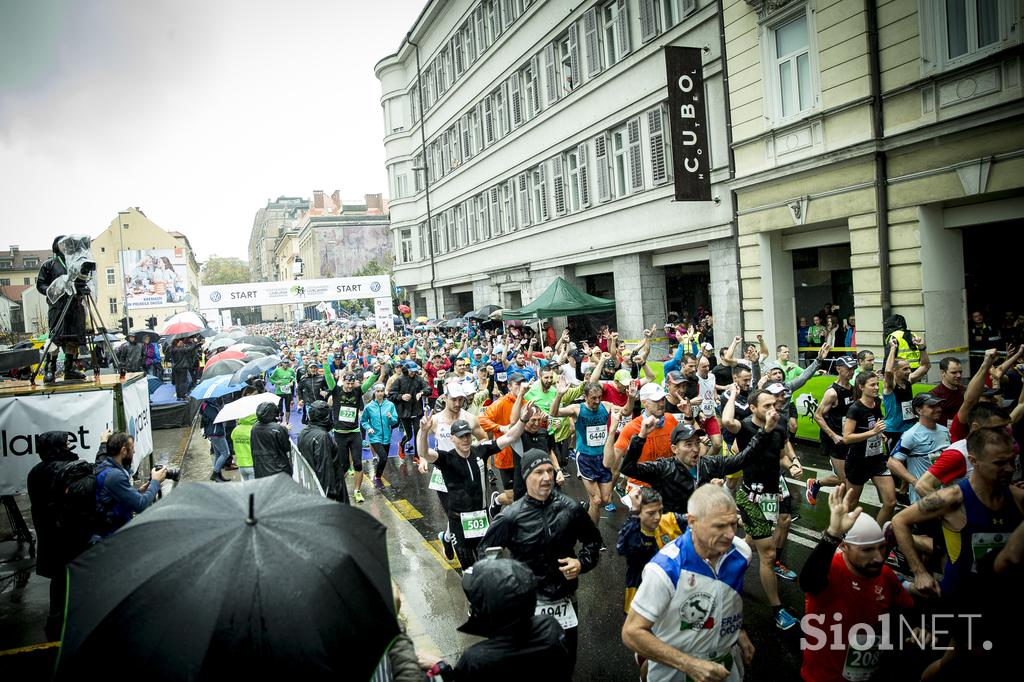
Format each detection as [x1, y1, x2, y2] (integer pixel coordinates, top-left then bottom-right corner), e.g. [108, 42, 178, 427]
[622, 484, 755, 682]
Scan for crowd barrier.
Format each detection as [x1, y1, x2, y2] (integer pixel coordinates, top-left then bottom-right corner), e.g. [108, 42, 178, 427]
[289, 443, 326, 498]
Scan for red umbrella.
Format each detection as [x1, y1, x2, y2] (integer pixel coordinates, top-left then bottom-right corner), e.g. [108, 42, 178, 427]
[398, 304, 411, 315]
[164, 322, 203, 336]
[206, 350, 246, 366]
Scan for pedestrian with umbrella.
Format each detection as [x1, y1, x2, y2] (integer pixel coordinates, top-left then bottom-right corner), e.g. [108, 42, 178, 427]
[200, 398, 232, 482]
[140, 333, 162, 378]
[56, 476, 401, 681]
[169, 337, 198, 400]
[298, 401, 345, 503]
[250, 402, 292, 478]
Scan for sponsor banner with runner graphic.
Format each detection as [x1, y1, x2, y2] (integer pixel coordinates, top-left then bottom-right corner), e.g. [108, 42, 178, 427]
[790, 377, 935, 441]
[199, 275, 391, 309]
[0, 390, 115, 495]
[122, 377, 154, 467]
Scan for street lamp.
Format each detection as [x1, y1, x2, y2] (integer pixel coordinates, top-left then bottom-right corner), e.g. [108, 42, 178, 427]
[117, 210, 130, 331]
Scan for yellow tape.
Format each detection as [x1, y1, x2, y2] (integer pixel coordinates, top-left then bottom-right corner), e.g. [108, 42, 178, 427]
[797, 346, 858, 352]
[622, 337, 669, 343]
[0, 641, 60, 657]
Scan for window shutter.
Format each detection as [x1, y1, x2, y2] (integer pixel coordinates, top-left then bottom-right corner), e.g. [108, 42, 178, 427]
[465, 24, 477, 63]
[583, 8, 602, 78]
[594, 134, 611, 202]
[627, 118, 644, 192]
[475, 6, 488, 51]
[639, 0, 658, 43]
[461, 114, 472, 159]
[453, 35, 464, 76]
[517, 173, 531, 226]
[577, 143, 591, 207]
[568, 23, 581, 89]
[551, 156, 566, 216]
[538, 165, 550, 221]
[509, 74, 523, 127]
[530, 56, 543, 113]
[489, 187, 502, 236]
[451, 123, 461, 167]
[648, 108, 668, 185]
[483, 95, 495, 145]
[440, 131, 450, 171]
[502, 0, 514, 28]
[682, 0, 697, 16]
[543, 43, 560, 105]
[616, 0, 631, 58]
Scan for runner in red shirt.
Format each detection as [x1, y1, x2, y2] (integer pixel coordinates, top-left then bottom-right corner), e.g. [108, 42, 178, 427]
[799, 484, 914, 682]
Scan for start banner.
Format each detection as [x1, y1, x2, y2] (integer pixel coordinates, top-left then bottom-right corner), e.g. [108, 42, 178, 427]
[0, 390, 115, 495]
[199, 275, 391, 309]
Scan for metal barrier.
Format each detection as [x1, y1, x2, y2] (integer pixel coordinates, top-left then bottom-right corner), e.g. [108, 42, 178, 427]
[289, 443, 326, 498]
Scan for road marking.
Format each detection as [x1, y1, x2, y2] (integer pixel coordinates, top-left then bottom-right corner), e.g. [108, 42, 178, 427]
[423, 538, 461, 571]
[0, 641, 60, 657]
[391, 499, 424, 520]
[785, 471, 881, 508]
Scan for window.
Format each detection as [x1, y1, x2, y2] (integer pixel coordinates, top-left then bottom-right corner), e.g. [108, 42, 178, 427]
[430, 218, 442, 255]
[106, 267, 116, 285]
[611, 124, 629, 197]
[399, 229, 414, 263]
[493, 84, 508, 139]
[489, 187, 503, 236]
[663, 0, 696, 29]
[767, 8, 817, 121]
[0, 278, 9, 286]
[583, 8, 604, 79]
[565, 144, 591, 211]
[109, 297, 118, 314]
[476, 194, 491, 240]
[602, 0, 631, 68]
[647, 105, 671, 185]
[396, 174, 409, 198]
[944, 0, 999, 60]
[639, 0, 662, 42]
[919, 0, 1018, 73]
[457, 204, 469, 245]
[24, 258, 38, 267]
[23, 277, 31, 285]
[501, 181, 516, 233]
[0, 261, 11, 270]
[486, 0, 502, 43]
[522, 58, 541, 119]
[467, 198, 478, 243]
[556, 29, 579, 94]
[516, 173, 532, 227]
[446, 210, 458, 250]
[418, 222, 427, 258]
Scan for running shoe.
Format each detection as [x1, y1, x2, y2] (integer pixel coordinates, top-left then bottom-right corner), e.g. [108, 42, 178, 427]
[604, 502, 617, 512]
[352, 490, 364, 503]
[774, 608, 799, 630]
[398, 449, 405, 461]
[373, 477, 384, 491]
[488, 491, 502, 520]
[487, 468, 498, 488]
[613, 477, 628, 499]
[882, 521, 895, 557]
[773, 561, 797, 581]
[437, 531, 455, 561]
[805, 478, 820, 506]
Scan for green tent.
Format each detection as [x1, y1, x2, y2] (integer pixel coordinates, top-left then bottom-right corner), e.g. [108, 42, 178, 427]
[501, 277, 615, 320]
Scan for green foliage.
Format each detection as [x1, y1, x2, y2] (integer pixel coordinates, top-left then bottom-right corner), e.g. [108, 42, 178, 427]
[202, 257, 251, 285]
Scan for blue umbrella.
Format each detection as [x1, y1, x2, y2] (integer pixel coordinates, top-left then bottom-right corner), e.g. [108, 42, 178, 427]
[190, 375, 247, 401]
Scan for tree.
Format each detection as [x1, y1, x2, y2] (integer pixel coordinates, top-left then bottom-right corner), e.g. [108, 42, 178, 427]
[202, 256, 251, 285]
[337, 256, 396, 314]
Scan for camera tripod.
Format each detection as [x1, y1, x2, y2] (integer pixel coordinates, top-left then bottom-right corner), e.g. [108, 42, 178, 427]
[30, 286, 123, 386]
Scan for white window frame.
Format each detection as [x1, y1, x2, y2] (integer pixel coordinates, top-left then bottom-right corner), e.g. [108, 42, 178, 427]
[501, 181, 516, 233]
[919, 0, 1020, 76]
[106, 267, 116, 285]
[522, 59, 540, 119]
[760, 2, 820, 127]
[602, 0, 631, 68]
[109, 297, 118, 315]
[530, 165, 549, 223]
[610, 123, 629, 198]
[664, 0, 696, 29]
[399, 228, 414, 263]
[565, 148, 583, 213]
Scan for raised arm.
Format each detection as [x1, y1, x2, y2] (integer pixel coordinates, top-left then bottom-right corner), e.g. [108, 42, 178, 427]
[550, 377, 579, 418]
[884, 336, 899, 388]
[495, 403, 532, 449]
[721, 383, 743, 434]
[957, 348, 998, 424]
[909, 337, 931, 382]
[722, 336, 740, 367]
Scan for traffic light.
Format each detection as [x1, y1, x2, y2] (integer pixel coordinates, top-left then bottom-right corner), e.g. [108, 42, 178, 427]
[146, 316, 157, 330]
[118, 317, 129, 335]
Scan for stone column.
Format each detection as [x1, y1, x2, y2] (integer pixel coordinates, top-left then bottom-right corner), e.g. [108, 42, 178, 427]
[708, 237, 742, 347]
[757, 231, 797, 353]
[612, 253, 667, 342]
[918, 204, 968, 381]
[472, 279, 497, 310]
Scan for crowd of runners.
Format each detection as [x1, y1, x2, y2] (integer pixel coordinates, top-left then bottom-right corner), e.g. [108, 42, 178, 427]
[218, 317, 1021, 681]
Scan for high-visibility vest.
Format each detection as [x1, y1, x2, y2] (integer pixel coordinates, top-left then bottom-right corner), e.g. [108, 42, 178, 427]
[886, 330, 920, 369]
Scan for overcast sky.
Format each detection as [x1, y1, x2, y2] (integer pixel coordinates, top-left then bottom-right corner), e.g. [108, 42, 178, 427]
[0, 0, 424, 261]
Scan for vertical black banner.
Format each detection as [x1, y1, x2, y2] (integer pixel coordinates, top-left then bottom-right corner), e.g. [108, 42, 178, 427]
[665, 47, 711, 201]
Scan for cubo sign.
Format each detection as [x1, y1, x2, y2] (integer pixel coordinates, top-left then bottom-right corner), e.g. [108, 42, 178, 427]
[665, 46, 711, 202]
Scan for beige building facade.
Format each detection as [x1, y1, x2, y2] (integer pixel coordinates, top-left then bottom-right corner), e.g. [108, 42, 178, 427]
[725, 0, 1023, 376]
[92, 207, 200, 331]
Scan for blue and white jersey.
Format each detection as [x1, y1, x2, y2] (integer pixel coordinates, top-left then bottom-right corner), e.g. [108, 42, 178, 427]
[630, 530, 751, 682]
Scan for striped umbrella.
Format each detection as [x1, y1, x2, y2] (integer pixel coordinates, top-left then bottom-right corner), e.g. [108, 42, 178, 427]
[190, 375, 247, 401]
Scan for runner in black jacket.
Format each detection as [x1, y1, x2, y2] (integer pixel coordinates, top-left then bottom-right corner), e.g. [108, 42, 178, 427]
[620, 415, 774, 514]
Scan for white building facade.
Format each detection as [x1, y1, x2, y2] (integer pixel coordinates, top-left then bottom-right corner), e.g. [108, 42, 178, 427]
[376, 0, 742, 342]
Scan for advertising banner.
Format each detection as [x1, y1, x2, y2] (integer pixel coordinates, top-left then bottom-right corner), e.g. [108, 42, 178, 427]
[374, 297, 394, 332]
[121, 377, 153, 468]
[790, 377, 936, 441]
[0, 390, 115, 495]
[199, 275, 391, 309]
[665, 46, 711, 201]
[121, 248, 190, 309]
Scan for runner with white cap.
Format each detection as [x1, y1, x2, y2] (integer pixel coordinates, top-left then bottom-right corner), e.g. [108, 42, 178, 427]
[799, 483, 914, 682]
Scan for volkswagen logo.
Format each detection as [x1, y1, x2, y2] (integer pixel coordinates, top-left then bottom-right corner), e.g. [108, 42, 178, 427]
[369, 281, 381, 293]
[210, 291, 222, 303]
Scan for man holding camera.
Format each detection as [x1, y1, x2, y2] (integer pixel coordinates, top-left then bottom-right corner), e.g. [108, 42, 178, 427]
[36, 235, 93, 383]
[93, 432, 167, 540]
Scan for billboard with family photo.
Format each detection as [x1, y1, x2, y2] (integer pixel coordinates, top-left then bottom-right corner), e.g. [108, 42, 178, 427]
[120, 248, 189, 309]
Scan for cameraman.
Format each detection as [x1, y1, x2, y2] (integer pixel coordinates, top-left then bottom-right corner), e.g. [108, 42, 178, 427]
[93, 432, 166, 541]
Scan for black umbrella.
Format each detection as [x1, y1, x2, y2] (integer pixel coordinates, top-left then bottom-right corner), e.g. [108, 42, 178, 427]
[443, 311, 461, 320]
[237, 335, 279, 350]
[242, 350, 268, 361]
[57, 476, 398, 681]
[130, 329, 160, 342]
[475, 304, 502, 317]
[230, 354, 282, 385]
[201, 358, 245, 380]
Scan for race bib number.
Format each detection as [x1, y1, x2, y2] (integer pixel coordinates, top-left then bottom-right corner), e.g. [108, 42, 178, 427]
[428, 465, 448, 492]
[900, 401, 914, 421]
[496, 372, 507, 382]
[701, 399, 716, 417]
[758, 494, 779, 523]
[865, 435, 883, 457]
[585, 424, 608, 447]
[842, 632, 880, 681]
[338, 405, 357, 422]
[460, 509, 489, 539]
[970, 532, 1008, 572]
[536, 598, 578, 629]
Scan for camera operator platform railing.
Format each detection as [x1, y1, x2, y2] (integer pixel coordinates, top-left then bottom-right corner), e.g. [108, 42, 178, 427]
[289, 443, 326, 498]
